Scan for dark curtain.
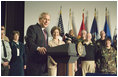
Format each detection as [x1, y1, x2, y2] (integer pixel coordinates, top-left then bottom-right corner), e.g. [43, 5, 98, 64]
[1, 1, 24, 42]
[1, 1, 6, 26]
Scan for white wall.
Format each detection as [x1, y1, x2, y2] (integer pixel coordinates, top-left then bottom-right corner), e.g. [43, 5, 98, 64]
[24, 1, 117, 39]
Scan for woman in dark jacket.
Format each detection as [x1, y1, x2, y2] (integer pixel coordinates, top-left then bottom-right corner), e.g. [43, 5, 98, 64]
[9, 31, 26, 76]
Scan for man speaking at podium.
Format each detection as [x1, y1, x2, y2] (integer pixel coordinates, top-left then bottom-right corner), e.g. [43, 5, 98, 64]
[25, 12, 50, 76]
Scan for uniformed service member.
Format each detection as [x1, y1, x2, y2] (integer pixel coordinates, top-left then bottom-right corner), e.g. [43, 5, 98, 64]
[97, 38, 117, 74]
[95, 30, 106, 72]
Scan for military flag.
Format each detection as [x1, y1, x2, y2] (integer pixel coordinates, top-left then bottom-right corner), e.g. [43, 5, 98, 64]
[90, 8, 99, 41]
[104, 8, 112, 40]
[77, 9, 86, 39]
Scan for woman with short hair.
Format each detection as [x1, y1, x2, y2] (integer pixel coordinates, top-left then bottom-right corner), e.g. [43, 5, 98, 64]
[9, 31, 26, 76]
[48, 26, 65, 76]
[98, 38, 117, 74]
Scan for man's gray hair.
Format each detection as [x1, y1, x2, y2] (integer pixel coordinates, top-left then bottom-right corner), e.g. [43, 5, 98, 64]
[39, 12, 50, 20]
[81, 30, 87, 34]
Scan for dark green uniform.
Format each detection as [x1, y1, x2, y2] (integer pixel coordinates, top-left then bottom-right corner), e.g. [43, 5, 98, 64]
[96, 39, 106, 49]
[95, 39, 106, 72]
[98, 47, 117, 74]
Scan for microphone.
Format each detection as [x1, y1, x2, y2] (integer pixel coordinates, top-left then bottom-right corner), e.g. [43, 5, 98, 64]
[65, 33, 78, 44]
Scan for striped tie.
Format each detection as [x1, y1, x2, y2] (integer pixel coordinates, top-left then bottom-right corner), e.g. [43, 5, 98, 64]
[43, 29, 47, 46]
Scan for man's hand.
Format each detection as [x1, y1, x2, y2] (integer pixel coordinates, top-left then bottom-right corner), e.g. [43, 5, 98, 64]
[37, 47, 47, 55]
[8, 65, 10, 69]
[94, 63, 96, 68]
[3, 62, 9, 67]
[24, 65, 26, 69]
[79, 64, 81, 68]
[74, 66, 78, 72]
[74, 61, 78, 72]
[67, 40, 72, 43]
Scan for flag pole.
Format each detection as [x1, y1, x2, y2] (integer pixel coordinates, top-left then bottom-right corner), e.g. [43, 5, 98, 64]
[69, 8, 71, 16]
[106, 8, 108, 21]
[83, 8, 85, 11]
[68, 8, 71, 32]
[95, 8, 96, 18]
[106, 8, 107, 16]
[82, 8, 84, 18]
[69, 8, 74, 31]
[60, 6, 62, 14]
[82, 8, 85, 25]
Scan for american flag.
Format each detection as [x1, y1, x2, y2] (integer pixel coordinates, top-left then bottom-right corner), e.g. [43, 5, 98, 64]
[58, 7, 64, 37]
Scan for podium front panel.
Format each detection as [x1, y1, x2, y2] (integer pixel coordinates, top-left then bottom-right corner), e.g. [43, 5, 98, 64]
[47, 43, 78, 56]
[51, 56, 79, 63]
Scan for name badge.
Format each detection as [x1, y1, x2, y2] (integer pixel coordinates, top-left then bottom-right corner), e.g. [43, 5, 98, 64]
[17, 48, 20, 56]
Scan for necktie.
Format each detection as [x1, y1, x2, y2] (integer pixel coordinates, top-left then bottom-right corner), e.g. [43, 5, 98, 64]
[2, 40, 7, 57]
[43, 29, 47, 46]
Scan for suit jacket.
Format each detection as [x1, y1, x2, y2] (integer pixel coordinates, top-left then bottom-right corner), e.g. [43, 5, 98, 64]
[9, 41, 26, 76]
[26, 23, 48, 64]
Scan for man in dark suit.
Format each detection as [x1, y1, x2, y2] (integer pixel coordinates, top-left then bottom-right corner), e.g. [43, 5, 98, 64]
[25, 12, 50, 76]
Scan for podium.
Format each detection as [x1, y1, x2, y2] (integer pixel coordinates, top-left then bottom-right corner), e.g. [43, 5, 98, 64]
[47, 43, 79, 76]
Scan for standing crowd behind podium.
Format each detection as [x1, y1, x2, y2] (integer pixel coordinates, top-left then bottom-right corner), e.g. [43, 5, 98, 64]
[1, 12, 117, 76]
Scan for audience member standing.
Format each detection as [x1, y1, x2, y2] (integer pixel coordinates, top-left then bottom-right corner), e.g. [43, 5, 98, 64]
[9, 31, 26, 76]
[25, 12, 50, 76]
[97, 38, 117, 74]
[68, 29, 78, 76]
[78, 30, 87, 43]
[81, 33, 96, 76]
[76, 30, 87, 76]
[96, 30, 106, 72]
[1, 25, 9, 42]
[96, 30, 106, 49]
[1, 28, 12, 76]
